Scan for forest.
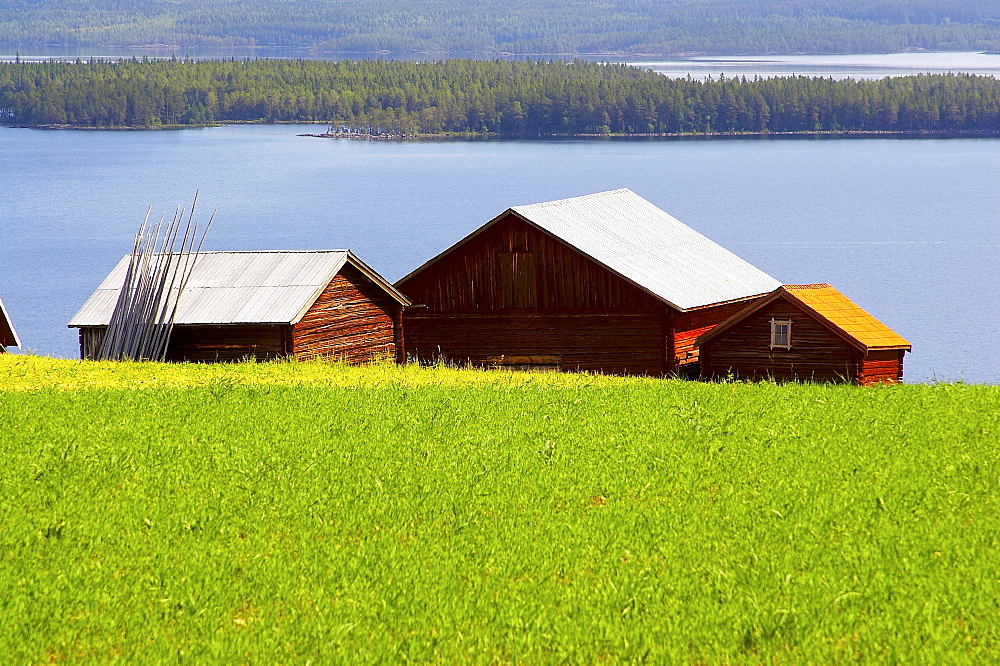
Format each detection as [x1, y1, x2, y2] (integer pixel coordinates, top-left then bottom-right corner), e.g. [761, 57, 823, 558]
[2, 59, 999, 135]
[2, 0, 1000, 56]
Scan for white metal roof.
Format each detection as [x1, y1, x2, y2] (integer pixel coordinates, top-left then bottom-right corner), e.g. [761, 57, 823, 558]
[400, 189, 781, 311]
[69, 250, 409, 328]
[0, 297, 20, 348]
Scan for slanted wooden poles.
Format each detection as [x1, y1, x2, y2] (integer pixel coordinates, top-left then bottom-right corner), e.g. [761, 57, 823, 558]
[96, 193, 214, 361]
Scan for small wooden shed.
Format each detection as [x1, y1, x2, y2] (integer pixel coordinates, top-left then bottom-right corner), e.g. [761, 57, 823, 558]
[397, 189, 782, 376]
[695, 284, 911, 384]
[0, 297, 21, 353]
[69, 250, 410, 363]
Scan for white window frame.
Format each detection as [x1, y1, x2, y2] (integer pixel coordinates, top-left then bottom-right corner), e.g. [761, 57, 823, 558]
[770, 318, 792, 349]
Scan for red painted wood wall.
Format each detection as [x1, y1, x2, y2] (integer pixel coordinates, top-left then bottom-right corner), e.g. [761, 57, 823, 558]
[858, 349, 905, 385]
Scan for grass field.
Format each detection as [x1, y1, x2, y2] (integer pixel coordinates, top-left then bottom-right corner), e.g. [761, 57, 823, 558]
[1, 356, 998, 662]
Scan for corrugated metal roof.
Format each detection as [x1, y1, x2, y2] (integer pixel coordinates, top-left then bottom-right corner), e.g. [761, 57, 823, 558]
[0, 296, 21, 348]
[509, 189, 781, 310]
[69, 250, 409, 328]
[782, 284, 911, 350]
[695, 283, 911, 352]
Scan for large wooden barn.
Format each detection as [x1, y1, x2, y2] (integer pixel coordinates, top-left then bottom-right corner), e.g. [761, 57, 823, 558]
[396, 189, 782, 376]
[0, 297, 21, 353]
[69, 250, 410, 362]
[695, 283, 911, 384]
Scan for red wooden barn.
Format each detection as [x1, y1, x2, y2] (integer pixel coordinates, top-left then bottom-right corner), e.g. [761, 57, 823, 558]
[695, 283, 911, 384]
[396, 189, 782, 376]
[0, 297, 20, 353]
[69, 250, 410, 362]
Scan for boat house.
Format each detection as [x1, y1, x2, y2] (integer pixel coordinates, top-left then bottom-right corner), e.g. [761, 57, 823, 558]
[0, 297, 20, 353]
[69, 250, 410, 363]
[695, 283, 911, 384]
[396, 189, 781, 376]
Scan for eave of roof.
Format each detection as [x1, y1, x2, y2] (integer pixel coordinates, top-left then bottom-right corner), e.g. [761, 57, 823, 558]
[343, 250, 412, 308]
[694, 284, 911, 353]
[0, 297, 21, 348]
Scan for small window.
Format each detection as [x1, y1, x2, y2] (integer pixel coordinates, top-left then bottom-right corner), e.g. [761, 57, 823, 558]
[770, 318, 792, 349]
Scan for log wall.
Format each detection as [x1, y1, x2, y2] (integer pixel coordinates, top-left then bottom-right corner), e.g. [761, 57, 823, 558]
[858, 349, 905, 385]
[292, 264, 401, 363]
[699, 298, 862, 382]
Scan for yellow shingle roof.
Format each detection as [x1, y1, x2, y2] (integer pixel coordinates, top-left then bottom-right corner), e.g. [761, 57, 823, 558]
[783, 284, 910, 350]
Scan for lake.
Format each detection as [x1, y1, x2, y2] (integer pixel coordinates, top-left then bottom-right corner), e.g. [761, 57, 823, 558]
[6, 50, 1000, 81]
[1, 125, 997, 383]
[623, 52, 1000, 81]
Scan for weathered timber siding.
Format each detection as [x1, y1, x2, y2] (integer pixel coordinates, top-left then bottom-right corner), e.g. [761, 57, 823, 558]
[700, 297, 861, 382]
[673, 300, 752, 368]
[859, 349, 905, 385]
[79, 327, 104, 359]
[165, 324, 288, 362]
[292, 265, 401, 363]
[404, 310, 665, 375]
[402, 214, 666, 312]
[78, 324, 290, 362]
[399, 213, 671, 375]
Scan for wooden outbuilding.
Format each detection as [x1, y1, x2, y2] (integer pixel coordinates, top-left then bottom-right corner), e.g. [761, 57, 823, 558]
[695, 283, 911, 384]
[69, 251, 410, 362]
[396, 189, 782, 376]
[0, 297, 21, 353]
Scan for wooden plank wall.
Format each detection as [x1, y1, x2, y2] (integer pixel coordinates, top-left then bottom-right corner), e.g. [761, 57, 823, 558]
[166, 324, 288, 362]
[399, 214, 671, 375]
[292, 264, 401, 363]
[400, 214, 666, 312]
[700, 298, 862, 382]
[404, 310, 665, 375]
[78, 324, 287, 361]
[79, 328, 104, 360]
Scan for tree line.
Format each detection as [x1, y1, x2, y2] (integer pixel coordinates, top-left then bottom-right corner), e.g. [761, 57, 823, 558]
[2, 59, 999, 135]
[2, 0, 1000, 56]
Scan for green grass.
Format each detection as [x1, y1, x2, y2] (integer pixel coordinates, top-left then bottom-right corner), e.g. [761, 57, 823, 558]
[1, 357, 999, 661]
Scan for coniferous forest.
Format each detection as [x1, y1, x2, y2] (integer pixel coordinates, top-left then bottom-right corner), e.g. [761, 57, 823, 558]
[2, 59, 999, 135]
[2, 0, 1000, 56]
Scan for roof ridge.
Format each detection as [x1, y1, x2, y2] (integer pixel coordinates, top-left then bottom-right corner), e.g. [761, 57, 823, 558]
[188, 249, 350, 254]
[513, 188, 632, 210]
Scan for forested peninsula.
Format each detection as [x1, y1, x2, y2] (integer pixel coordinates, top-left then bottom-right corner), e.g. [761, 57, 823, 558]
[3, 0, 1000, 55]
[2, 59, 1000, 136]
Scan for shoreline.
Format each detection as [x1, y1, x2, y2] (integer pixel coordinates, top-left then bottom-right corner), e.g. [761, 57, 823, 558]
[302, 128, 1000, 140]
[7, 123, 1000, 140]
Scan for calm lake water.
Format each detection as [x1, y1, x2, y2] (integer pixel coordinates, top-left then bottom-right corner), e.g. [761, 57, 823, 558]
[624, 52, 1000, 80]
[6, 50, 1000, 81]
[1, 125, 997, 383]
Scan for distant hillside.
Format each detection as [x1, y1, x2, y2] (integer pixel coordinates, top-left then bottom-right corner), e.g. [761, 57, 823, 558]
[3, 0, 1000, 55]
